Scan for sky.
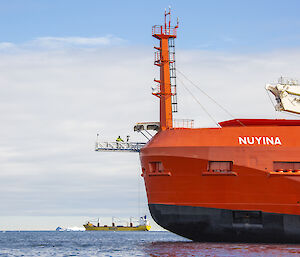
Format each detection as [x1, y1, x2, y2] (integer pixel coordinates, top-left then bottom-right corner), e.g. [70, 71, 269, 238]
[1, 0, 300, 230]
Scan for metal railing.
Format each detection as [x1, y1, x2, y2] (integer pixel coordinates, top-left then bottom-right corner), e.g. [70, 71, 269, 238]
[152, 25, 177, 36]
[173, 119, 194, 128]
[154, 51, 161, 63]
[95, 142, 146, 152]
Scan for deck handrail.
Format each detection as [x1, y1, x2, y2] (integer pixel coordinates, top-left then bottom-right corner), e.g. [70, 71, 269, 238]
[95, 141, 146, 152]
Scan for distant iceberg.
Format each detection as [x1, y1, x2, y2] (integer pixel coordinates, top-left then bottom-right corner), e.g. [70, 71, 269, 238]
[56, 226, 85, 232]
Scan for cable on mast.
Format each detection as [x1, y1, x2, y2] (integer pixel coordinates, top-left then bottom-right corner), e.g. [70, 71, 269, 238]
[177, 77, 220, 127]
[177, 68, 245, 126]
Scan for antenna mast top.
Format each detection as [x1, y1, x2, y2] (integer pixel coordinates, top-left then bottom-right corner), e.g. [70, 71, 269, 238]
[152, 7, 178, 38]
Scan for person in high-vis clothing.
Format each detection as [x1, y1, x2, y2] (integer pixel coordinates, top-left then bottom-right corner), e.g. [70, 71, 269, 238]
[116, 136, 123, 142]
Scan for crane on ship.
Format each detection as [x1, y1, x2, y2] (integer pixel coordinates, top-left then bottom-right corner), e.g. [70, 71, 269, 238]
[266, 77, 300, 114]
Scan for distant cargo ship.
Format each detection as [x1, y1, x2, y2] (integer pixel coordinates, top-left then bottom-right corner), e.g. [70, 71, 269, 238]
[83, 216, 151, 231]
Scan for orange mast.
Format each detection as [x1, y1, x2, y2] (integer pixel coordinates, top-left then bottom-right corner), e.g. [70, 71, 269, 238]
[152, 8, 178, 130]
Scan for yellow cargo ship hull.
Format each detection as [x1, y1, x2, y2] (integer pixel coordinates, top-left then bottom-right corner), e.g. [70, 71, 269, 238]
[84, 224, 151, 231]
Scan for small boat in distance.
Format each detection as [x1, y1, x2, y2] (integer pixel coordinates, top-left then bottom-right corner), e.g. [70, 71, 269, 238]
[83, 216, 151, 231]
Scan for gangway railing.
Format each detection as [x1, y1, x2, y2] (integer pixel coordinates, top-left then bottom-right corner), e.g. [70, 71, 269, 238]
[173, 119, 194, 128]
[95, 142, 146, 153]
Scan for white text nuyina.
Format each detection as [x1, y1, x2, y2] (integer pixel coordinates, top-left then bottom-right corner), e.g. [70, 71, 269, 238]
[238, 136, 282, 145]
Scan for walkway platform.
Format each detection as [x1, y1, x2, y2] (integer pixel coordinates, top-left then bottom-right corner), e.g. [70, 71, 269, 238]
[95, 142, 146, 152]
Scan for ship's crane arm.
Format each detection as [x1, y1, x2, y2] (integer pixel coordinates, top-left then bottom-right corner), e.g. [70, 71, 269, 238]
[266, 77, 300, 114]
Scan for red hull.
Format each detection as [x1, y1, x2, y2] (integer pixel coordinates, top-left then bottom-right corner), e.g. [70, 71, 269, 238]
[140, 120, 300, 241]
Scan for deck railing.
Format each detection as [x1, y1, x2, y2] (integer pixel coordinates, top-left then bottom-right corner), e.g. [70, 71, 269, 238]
[173, 119, 194, 128]
[95, 142, 146, 152]
[152, 25, 177, 36]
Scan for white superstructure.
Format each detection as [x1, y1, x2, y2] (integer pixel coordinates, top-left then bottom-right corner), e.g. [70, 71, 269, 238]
[266, 77, 300, 114]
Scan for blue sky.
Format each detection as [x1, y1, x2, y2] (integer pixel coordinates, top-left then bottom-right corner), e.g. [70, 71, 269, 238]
[1, 0, 300, 51]
[1, 1, 300, 230]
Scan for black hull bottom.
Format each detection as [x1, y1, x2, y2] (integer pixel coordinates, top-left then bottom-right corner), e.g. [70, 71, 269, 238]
[149, 204, 300, 243]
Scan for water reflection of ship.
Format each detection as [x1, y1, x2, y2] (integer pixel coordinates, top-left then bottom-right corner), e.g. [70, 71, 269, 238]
[142, 240, 300, 256]
[83, 216, 151, 231]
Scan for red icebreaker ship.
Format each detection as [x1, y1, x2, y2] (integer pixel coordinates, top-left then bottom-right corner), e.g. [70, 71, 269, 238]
[138, 9, 300, 242]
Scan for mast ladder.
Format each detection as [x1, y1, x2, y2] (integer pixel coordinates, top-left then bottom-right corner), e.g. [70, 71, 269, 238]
[169, 37, 178, 113]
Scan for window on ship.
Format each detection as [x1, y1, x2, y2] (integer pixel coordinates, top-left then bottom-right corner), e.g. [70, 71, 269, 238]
[273, 161, 300, 172]
[208, 161, 233, 173]
[149, 162, 164, 173]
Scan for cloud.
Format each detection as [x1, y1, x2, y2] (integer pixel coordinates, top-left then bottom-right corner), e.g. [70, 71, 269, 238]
[29, 35, 125, 48]
[0, 42, 15, 49]
[0, 39, 299, 229]
[175, 49, 300, 126]
[0, 43, 153, 229]
[0, 35, 125, 52]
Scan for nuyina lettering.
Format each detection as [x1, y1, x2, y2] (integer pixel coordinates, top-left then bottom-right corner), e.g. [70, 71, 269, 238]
[238, 136, 282, 145]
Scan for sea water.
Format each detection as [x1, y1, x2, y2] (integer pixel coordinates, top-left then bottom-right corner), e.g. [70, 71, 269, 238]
[0, 231, 300, 256]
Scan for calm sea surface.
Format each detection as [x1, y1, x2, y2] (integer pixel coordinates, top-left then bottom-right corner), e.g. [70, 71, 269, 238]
[0, 231, 300, 256]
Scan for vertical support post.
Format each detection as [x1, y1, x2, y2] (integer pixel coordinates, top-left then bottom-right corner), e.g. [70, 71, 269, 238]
[152, 9, 178, 131]
[159, 37, 173, 130]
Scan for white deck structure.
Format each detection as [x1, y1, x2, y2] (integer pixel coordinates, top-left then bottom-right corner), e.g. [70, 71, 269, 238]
[266, 77, 300, 114]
